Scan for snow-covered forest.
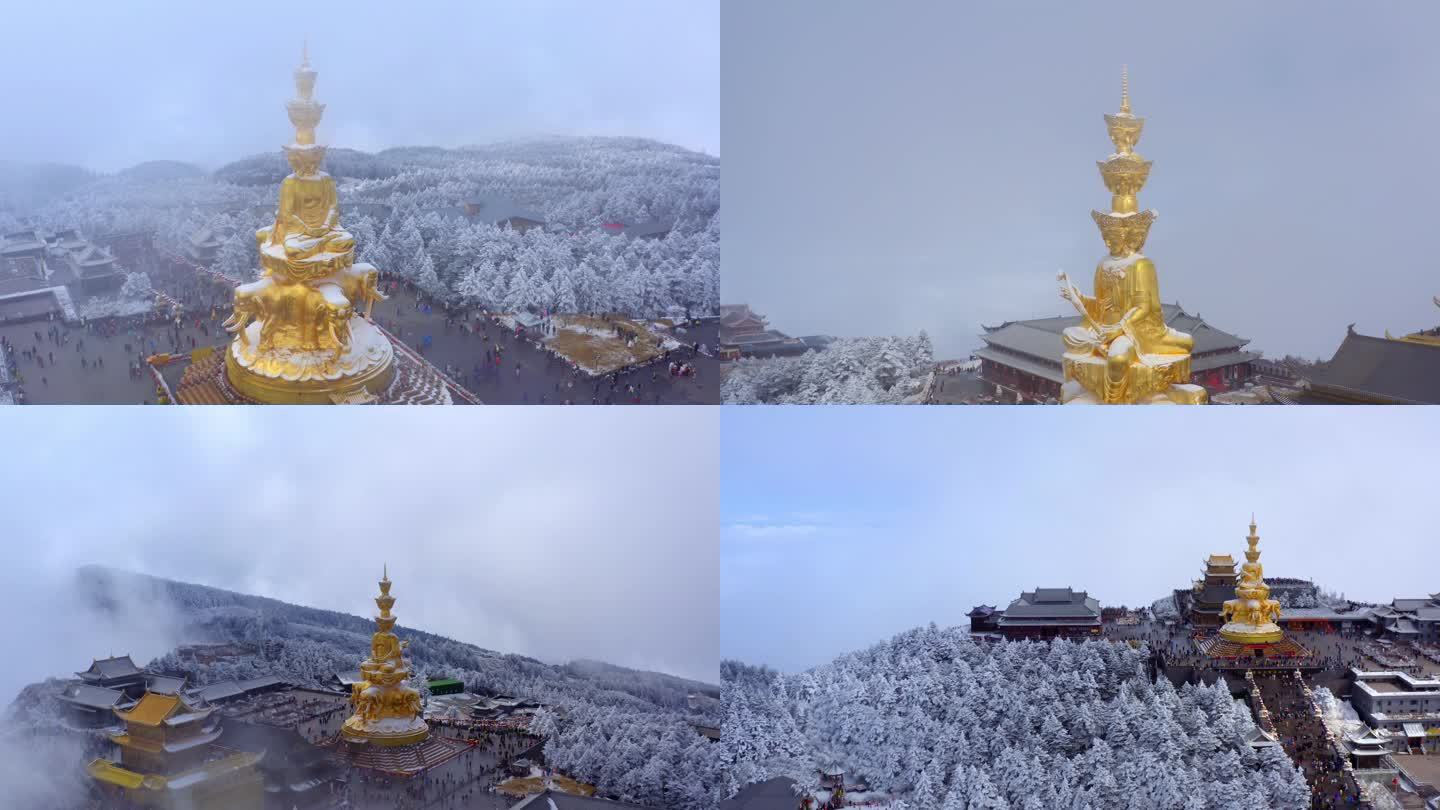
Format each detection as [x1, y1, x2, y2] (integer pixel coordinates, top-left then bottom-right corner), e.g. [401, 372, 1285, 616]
[722, 625, 1311, 809]
[3, 136, 719, 320]
[722, 334, 934, 404]
[7, 566, 722, 810]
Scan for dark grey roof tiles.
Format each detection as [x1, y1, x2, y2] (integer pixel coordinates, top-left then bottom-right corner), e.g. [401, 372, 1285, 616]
[981, 304, 1249, 361]
[720, 777, 802, 810]
[62, 684, 126, 709]
[1303, 331, 1440, 404]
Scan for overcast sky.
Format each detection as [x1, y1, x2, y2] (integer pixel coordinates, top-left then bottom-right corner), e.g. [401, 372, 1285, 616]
[722, 0, 1440, 361]
[0, 407, 717, 703]
[0, 0, 717, 172]
[721, 407, 1438, 673]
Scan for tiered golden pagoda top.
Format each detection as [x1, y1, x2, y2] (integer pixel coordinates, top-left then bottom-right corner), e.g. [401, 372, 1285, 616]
[1057, 68, 1205, 405]
[222, 45, 394, 404]
[1093, 67, 1156, 256]
[1220, 516, 1284, 644]
[341, 566, 430, 747]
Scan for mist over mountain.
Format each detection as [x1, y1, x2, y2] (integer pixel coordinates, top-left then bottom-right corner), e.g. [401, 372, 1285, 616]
[5, 565, 723, 810]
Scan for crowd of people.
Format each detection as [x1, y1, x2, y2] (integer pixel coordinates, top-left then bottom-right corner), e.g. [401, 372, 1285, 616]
[1253, 673, 1367, 809]
[1115, 618, 1390, 672]
[342, 729, 541, 810]
[1, 253, 714, 404]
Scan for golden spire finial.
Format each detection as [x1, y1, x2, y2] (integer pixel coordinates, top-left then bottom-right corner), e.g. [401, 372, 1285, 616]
[1120, 65, 1131, 115]
[383, 563, 388, 582]
[302, 38, 309, 67]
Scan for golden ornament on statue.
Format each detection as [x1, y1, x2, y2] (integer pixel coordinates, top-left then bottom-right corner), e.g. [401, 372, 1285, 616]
[222, 44, 394, 403]
[1057, 67, 1206, 405]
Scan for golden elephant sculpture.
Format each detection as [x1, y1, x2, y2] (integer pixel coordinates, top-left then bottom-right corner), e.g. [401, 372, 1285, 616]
[337, 262, 386, 318]
[223, 276, 355, 354]
[223, 277, 276, 347]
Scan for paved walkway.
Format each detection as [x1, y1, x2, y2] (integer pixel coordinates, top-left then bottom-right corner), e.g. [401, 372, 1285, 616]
[1, 263, 718, 404]
[372, 286, 717, 405]
[1, 312, 223, 404]
[1253, 672, 1367, 809]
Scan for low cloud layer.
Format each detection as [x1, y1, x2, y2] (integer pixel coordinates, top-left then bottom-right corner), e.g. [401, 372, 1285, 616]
[721, 406, 1440, 672]
[2, 407, 718, 702]
[723, 0, 1440, 360]
[0, 0, 718, 171]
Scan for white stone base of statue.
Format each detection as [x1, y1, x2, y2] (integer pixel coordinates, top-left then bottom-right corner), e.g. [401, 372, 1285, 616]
[226, 316, 396, 404]
[341, 713, 430, 747]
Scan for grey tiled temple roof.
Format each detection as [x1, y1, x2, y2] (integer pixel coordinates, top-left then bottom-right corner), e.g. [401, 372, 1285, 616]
[1001, 587, 1102, 621]
[61, 684, 126, 710]
[720, 777, 802, 810]
[77, 655, 140, 681]
[1303, 329, 1440, 404]
[977, 304, 1256, 379]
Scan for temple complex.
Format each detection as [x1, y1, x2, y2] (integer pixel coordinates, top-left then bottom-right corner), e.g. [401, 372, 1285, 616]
[1194, 518, 1311, 662]
[87, 690, 265, 809]
[166, 47, 455, 405]
[1053, 69, 1207, 404]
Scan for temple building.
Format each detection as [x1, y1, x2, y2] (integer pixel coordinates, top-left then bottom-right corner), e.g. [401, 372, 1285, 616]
[87, 690, 265, 809]
[719, 303, 832, 360]
[0, 227, 127, 313]
[966, 604, 1000, 633]
[997, 587, 1102, 639]
[61, 683, 130, 727]
[976, 306, 1257, 402]
[1369, 594, 1440, 642]
[1343, 728, 1392, 768]
[160, 48, 460, 405]
[419, 194, 546, 232]
[1350, 670, 1440, 749]
[77, 654, 148, 696]
[187, 226, 232, 264]
[1275, 606, 1374, 634]
[1299, 322, 1440, 404]
[1183, 554, 1238, 628]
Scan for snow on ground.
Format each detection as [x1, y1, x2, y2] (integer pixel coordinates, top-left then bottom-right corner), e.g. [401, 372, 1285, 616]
[76, 293, 153, 320]
[543, 315, 667, 376]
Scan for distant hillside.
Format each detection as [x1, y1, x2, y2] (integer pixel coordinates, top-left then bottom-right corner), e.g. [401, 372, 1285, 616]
[117, 160, 205, 183]
[213, 147, 399, 185]
[0, 161, 98, 209]
[6, 566, 723, 810]
[72, 565, 714, 710]
[24, 135, 720, 321]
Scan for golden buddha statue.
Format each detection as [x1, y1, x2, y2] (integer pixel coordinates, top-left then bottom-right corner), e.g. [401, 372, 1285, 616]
[222, 44, 394, 404]
[1219, 517, 1284, 644]
[1056, 68, 1207, 405]
[342, 566, 430, 747]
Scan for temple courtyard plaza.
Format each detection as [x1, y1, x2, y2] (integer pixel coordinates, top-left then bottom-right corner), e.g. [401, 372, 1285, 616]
[1, 266, 717, 404]
[339, 728, 530, 810]
[1105, 621, 1440, 677]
